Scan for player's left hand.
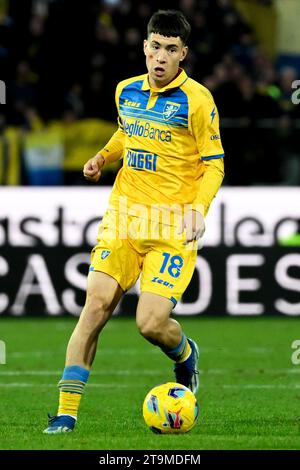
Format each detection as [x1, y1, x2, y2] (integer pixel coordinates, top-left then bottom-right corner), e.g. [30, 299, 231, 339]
[178, 210, 205, 244]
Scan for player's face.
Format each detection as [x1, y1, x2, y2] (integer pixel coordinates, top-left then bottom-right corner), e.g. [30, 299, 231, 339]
[144, 33, 188, 88]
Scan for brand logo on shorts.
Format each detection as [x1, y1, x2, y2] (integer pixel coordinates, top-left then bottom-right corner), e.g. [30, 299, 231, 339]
[151, 276, 174, 288]
[101, 250, 111, 260]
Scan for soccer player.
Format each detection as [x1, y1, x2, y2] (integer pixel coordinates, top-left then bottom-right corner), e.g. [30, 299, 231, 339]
[44, 9, 224, 433]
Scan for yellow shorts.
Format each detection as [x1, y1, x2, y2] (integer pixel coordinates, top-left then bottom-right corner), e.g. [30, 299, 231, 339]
[90, 210, 197, 306]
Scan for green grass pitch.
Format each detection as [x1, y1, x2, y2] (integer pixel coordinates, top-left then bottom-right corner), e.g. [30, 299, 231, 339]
[0, 316, 300, 450]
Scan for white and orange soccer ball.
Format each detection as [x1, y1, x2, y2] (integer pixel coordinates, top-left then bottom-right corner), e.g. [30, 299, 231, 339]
[142, 382, 199, 434]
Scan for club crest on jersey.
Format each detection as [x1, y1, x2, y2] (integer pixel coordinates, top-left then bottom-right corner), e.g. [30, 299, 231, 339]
[163, 101, 181, 120]
[101, 250, 111, 260]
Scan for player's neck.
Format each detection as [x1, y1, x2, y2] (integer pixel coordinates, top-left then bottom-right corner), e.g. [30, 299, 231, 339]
[148, 68, 181, 90]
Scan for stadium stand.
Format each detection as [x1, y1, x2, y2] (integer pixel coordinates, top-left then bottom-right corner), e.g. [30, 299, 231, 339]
[0, 0, 299, 185]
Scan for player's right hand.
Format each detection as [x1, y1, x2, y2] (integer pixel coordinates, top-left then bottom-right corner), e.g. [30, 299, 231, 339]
[83, 153, 105, 182]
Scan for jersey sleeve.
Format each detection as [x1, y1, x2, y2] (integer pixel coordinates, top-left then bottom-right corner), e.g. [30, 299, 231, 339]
[192, 158, 224, 216]
[98, 83, 125, 163]
[192, 94, 225, 160]
[191, 95, 225, 216]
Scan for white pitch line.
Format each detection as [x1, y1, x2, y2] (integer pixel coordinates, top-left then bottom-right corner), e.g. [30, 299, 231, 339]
[9, 349, 161, 358]
[0, 383, 300, 389]
[222, 384, 300, 389]
[185, 434, 300, 441]
[1, 368, 300, 376]
[0, 370, 160, 376]
[0, 383, 132, 388]
[8, 347, 277, 358]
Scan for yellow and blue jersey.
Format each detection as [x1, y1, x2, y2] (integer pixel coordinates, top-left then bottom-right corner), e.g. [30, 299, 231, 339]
[100, 68, 224, 217]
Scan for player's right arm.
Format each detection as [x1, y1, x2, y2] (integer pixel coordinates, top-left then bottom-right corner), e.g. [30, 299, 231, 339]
[83, 124, 125, 182]
[83, 152, 105, 183]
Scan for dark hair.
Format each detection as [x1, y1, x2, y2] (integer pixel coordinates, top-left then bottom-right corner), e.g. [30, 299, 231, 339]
[147, 10, 191, 45]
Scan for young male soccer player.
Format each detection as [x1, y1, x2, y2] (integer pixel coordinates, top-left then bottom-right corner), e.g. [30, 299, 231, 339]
[44, 9, 224, 433]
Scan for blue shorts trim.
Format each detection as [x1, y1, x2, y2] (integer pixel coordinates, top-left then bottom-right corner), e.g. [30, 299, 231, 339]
[201, 153, 224, 160]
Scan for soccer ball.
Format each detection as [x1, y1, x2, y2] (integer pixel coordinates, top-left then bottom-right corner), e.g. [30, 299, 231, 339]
[142, 382, 199, 434]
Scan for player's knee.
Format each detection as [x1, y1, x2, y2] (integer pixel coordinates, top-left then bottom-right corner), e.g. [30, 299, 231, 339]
[137, 314, 165, 342]
[85, 289, 112, 318]
[80, 294, 112, 336]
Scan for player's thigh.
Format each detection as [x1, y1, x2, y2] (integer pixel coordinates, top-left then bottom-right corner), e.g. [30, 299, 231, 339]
[86, 270, 123, 312]
[136, 292, 174, 332]
[90, 210, 142, 292]
[78, 271, 124, 329]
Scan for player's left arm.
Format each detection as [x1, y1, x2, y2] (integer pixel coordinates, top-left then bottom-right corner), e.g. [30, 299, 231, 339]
[182, 95, 225, 243]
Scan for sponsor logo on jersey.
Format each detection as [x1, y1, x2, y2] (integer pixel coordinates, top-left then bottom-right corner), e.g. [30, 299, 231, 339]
[101, 250, 111, 260]
[126, 150, 157, 172]
[210, 134, 220, 140]
[163, 101, 181, 120]
[123, 118, 172, 142]
[151, 276, 174, 288]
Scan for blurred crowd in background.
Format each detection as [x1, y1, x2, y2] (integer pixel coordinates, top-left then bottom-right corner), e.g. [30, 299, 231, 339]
[0, 0, 300, 186]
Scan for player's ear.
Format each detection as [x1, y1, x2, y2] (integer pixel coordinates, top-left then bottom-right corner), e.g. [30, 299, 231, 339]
[143, 39, 148, 55]
[180, 46, 188, 62]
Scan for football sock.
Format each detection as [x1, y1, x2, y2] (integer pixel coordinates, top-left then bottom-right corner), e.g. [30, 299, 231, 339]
[57, 365, 90, 419]
[160, 333, 191, 363]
